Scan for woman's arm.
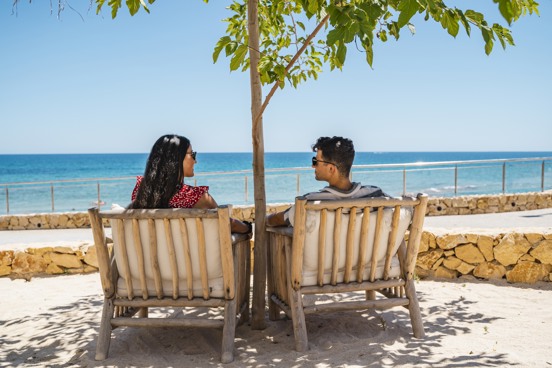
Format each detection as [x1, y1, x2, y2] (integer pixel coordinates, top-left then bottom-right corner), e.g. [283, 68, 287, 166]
[194, 192, 252, 234]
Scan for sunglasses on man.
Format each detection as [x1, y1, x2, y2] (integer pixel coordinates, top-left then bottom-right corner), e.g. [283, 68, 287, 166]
[312, 157, 337, 167]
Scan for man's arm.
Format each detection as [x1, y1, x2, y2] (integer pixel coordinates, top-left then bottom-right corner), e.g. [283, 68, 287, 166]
[266, 210, 289, 227]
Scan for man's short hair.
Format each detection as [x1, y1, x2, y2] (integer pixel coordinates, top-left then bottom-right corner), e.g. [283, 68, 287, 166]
[312, 136, 355, 177]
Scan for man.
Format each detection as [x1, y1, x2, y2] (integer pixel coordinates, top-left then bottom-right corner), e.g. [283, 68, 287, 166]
[267, 136, 389, 227]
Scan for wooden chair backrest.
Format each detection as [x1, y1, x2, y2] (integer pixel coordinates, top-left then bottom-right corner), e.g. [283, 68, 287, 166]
[289, 194, 428, 290]
[89, 206, 235, 301]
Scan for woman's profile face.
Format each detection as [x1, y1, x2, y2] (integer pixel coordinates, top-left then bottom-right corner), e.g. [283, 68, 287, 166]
[183, 144, 197, 178]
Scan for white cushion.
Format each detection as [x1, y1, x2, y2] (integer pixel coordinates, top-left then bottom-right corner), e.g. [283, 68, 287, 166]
[301, 206, 413, 286]
[109, 209, 226, 298]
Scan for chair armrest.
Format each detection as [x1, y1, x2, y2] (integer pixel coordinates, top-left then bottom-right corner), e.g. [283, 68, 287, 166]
[266, 226, 294, 238]
[231, 232, 253, 245]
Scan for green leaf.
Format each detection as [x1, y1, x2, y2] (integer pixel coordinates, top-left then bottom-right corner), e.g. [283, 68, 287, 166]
[230, 44, 248, 71]
[397, 0, 420, 28]
[495, 0, 514, 25]
[213, 36, 232, 63]
[336, 42, 347, 68]
[327, 27, 345, 46]
[441, 10, 459, 37]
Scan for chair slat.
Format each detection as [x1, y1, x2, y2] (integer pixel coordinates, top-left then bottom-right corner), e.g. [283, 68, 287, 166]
[316, 209, 327, 286]
[369, 207, 385, 282]
[131, 219, 148, 299]
[355, 207, 371, 282]
[290, 198, 307, 291]
[330, 208, 342, 285]
[196, 218, 210, 299]
[148, 219, 163, 299]
[217, 207, 234, 299]
[343, 206, 357, 283]
[116, 219, 133, 300]
[383, 205, 401, 280]
[178, 218, 194, 300]
[163, 218, 179, 300]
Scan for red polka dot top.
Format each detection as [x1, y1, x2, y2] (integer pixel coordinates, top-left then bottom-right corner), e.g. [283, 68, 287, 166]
[131, 176, 209, 209]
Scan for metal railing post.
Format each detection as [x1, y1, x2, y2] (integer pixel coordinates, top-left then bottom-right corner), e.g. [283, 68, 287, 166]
[502, 163, 506, 194]
[51, 183, 55, 212]
[5, 186, 9, 214]
[402, 168, 406, 195]
[245, 176, 248, 203]
[542, 160, 545, 192]
[454, 165, 458, 195]
[97, 182, 101, 210]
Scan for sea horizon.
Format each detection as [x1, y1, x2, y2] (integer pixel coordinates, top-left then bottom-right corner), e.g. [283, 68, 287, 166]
[1, 152, 551, 214]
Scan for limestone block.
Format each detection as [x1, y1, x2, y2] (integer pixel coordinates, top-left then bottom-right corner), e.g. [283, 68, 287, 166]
[473, 262, 506, 280]
[434, 266, 458, 279]
[456, 261, 476, 275]
[0, 250, 14, 266]
[416, 249, 444, 270]
[477, 199, 489, 210]
[19, 216, 30, 227]
[451, 197, 468, 208]
[488, 197, 499, 206]
[525, 233, 544, 244]
[53, 246, 76, 254]
[58, 215, 69, 227]
[543, 233, 552, 240]
[9, 217, 19, 227]
[26, 247, 54, 257]
[530, 240, 552, 265]
[83, 246, 99, 267]
[519, 254, 535, 262]
[494, 233, 532, 266]
[46, 263, 65, 275]
[506, 262, 552, 284]
[0, 264, 11, 276]
[66, 266, 85, 274]
[455, 244, 485, 264]
[83, 265, 97, 273]
[444, 250, 455, 257]
[436, 234, 467, 250]
[49, 252, 82, 269]
[11, 252, 47, 274]
[477, 235, 495, 261]
[431, 257, 444, 270]
[415, 266, 431, 279]
[458, 208, 472, 215]
[420, 232, 436, 252]
[465, 234, 478, 243]
[443, 256, 462, 270]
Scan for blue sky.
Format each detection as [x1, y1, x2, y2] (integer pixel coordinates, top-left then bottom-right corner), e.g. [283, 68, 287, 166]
[1, 1, 551, 154]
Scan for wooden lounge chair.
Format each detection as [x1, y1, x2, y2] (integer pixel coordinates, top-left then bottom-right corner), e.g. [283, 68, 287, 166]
[88, 205, 251, 363]
[266, 193, 428, 351]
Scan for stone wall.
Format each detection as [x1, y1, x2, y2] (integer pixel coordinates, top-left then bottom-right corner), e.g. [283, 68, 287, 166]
[0, 244, 104, 279]
[415, 231, 552, 283]
[2, 230, 552, 284]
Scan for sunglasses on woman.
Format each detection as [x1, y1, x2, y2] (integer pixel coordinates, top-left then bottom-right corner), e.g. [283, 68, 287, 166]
[187, 151, 197, 160]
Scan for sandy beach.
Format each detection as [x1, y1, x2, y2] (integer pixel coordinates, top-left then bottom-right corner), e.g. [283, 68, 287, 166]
[1, 273, 551, 367]
[1, 208, 552, 367]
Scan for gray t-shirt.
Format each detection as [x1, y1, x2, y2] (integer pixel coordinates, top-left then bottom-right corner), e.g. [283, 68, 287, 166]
[283, 182, 389, 226]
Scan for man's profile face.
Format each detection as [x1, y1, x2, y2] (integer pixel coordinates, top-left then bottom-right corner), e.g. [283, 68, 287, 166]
[313, 149, 332, 182]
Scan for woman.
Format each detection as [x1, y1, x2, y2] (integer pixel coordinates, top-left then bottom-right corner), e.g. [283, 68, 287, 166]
[129, 134, 252, 234]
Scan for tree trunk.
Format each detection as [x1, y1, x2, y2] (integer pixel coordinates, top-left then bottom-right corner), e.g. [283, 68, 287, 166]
[247, 0, 267, 330]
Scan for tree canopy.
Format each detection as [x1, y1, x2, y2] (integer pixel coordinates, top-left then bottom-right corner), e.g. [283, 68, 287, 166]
[88, 0, 539, 89]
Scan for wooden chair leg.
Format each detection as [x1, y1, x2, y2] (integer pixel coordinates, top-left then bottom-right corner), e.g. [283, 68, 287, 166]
[138, 307, 148, 318]
[404, 279, 425, 338]
[95, 298, 114, 361]
[285, 245, 308, 352]
[221, 298, 237, 363]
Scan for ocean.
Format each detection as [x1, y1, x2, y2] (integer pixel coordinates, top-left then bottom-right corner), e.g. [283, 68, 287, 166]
[1, 152, 551, 215]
